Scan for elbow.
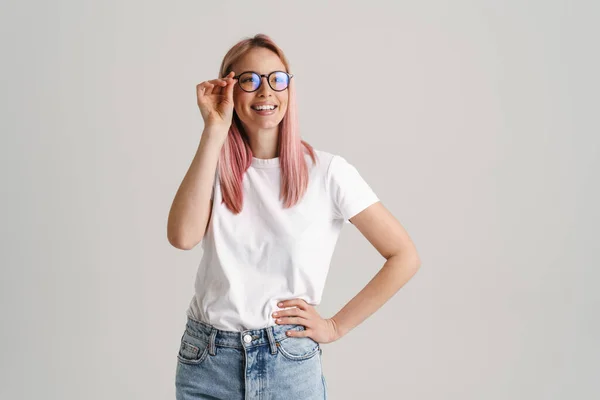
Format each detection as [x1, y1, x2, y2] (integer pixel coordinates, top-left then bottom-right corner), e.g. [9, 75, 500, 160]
[167, 218, 201, 250]
[404, 242, 422, 268]
[413, 250, 422, 268]
[411, 249, 422, 269]
[167, 232, 200, 251]
[393, 247, 421, 270]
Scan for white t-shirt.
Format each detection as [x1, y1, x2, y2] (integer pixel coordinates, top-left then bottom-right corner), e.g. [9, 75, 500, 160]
[186, 149, 380, 331]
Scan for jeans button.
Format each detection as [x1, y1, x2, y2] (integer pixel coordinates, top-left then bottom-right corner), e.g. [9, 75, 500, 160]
[243, 334, 252, 343]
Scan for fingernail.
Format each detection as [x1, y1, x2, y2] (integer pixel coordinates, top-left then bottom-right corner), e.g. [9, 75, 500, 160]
[278, 302, 283, 307]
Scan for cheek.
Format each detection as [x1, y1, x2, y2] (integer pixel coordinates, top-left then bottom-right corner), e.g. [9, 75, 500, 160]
[233, 94, 249, 113]
[278, 95, 289, 112]
[233, 92, 241, 105]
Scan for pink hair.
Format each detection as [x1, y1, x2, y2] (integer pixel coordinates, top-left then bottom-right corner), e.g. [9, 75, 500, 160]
[216, 34, 317, 214]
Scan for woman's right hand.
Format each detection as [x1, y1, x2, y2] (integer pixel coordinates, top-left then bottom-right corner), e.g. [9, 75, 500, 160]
[196, 71, 238, 131]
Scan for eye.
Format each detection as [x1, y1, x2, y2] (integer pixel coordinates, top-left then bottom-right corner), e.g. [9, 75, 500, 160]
[271, 73, 286, 83]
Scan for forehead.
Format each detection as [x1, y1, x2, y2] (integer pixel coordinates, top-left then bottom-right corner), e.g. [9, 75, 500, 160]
[233, 47, 286, 74]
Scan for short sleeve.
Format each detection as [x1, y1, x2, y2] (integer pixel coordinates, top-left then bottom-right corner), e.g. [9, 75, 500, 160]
[327, 155, 380, 224]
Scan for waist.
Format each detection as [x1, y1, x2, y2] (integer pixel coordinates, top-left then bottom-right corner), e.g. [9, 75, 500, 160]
[184, 314, 307, 349]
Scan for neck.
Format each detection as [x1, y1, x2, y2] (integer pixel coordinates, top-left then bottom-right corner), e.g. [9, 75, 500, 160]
[245, 125, 280, 159]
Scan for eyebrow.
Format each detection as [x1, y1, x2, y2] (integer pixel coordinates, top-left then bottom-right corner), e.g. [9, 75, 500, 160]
[237, 70, 285, 75]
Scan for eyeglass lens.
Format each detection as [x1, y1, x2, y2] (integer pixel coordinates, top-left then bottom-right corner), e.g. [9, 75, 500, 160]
[238, 72, 290, 92]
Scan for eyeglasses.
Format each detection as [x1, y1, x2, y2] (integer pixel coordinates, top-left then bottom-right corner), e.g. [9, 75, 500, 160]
[231, 71, 294, 93]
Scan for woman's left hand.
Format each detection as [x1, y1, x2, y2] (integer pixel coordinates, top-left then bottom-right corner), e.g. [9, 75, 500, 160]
[273, 299, 342, 344]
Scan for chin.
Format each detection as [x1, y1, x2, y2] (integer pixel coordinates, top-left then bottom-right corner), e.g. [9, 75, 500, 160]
[254, 121, 281, 130]
[246, 115, 284, 128]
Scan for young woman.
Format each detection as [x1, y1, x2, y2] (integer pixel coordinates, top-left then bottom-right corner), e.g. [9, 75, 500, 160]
[167, 33, 421, 400]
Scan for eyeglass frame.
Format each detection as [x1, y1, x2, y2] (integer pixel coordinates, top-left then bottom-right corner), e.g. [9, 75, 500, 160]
[231, 70, 294, 92]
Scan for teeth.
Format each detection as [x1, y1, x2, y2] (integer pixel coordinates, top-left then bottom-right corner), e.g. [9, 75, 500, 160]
[253, 105, 276, 111]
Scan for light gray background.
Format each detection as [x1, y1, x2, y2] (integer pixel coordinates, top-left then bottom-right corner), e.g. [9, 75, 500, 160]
[1, 0, 598, 399]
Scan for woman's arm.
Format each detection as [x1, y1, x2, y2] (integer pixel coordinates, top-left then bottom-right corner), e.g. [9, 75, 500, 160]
[273, 202, 421, 343]
[167, 126, 226, 250]
[330, 202, 422, 338]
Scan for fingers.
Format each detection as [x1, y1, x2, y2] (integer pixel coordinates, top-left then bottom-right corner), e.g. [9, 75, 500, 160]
[278, 299, 308, 311]
[273, 307, 309, 320]
[225, 72, 237, 101]
[197, 71, 237, 98]
[275, 314, 311, 328]
[219, 71, 237, 99]
[196, 82, 210, 98]
[198, 81, 221, 96]
[285, 329, 309, 337]
[197, 82, 214, 99]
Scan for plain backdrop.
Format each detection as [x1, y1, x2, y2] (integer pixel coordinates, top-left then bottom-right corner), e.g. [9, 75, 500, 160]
[1, 0, 598, 399]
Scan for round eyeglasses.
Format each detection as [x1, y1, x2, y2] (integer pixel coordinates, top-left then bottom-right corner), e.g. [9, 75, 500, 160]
[231, 71, 294, 93]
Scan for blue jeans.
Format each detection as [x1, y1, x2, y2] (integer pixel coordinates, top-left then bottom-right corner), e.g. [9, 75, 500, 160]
[175, 315, 328, 399]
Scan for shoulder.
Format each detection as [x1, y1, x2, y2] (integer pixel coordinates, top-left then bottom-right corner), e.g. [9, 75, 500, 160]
[311, 149, 358, 178]
[306, 148, 363, 181]
[308, 148, 339, 171]
[309, 149, 362, 192]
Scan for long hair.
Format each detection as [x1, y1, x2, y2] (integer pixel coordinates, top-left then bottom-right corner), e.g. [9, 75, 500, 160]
[216, 33, 317, 214]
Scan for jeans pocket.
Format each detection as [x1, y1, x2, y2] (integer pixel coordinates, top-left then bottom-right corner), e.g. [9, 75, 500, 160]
[276, 335, 321, 361]
[177, 330, 210, 365]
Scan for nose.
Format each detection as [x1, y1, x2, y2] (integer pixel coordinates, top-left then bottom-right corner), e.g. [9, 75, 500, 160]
[256, 76, 273, 96]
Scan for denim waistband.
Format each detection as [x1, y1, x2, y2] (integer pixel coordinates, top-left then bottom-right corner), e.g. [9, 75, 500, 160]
[184, 314, 307, 351]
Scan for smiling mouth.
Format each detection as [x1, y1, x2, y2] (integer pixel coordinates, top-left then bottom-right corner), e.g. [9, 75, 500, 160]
[251, 105, 278, 111]
[251, 106, 278, 115]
